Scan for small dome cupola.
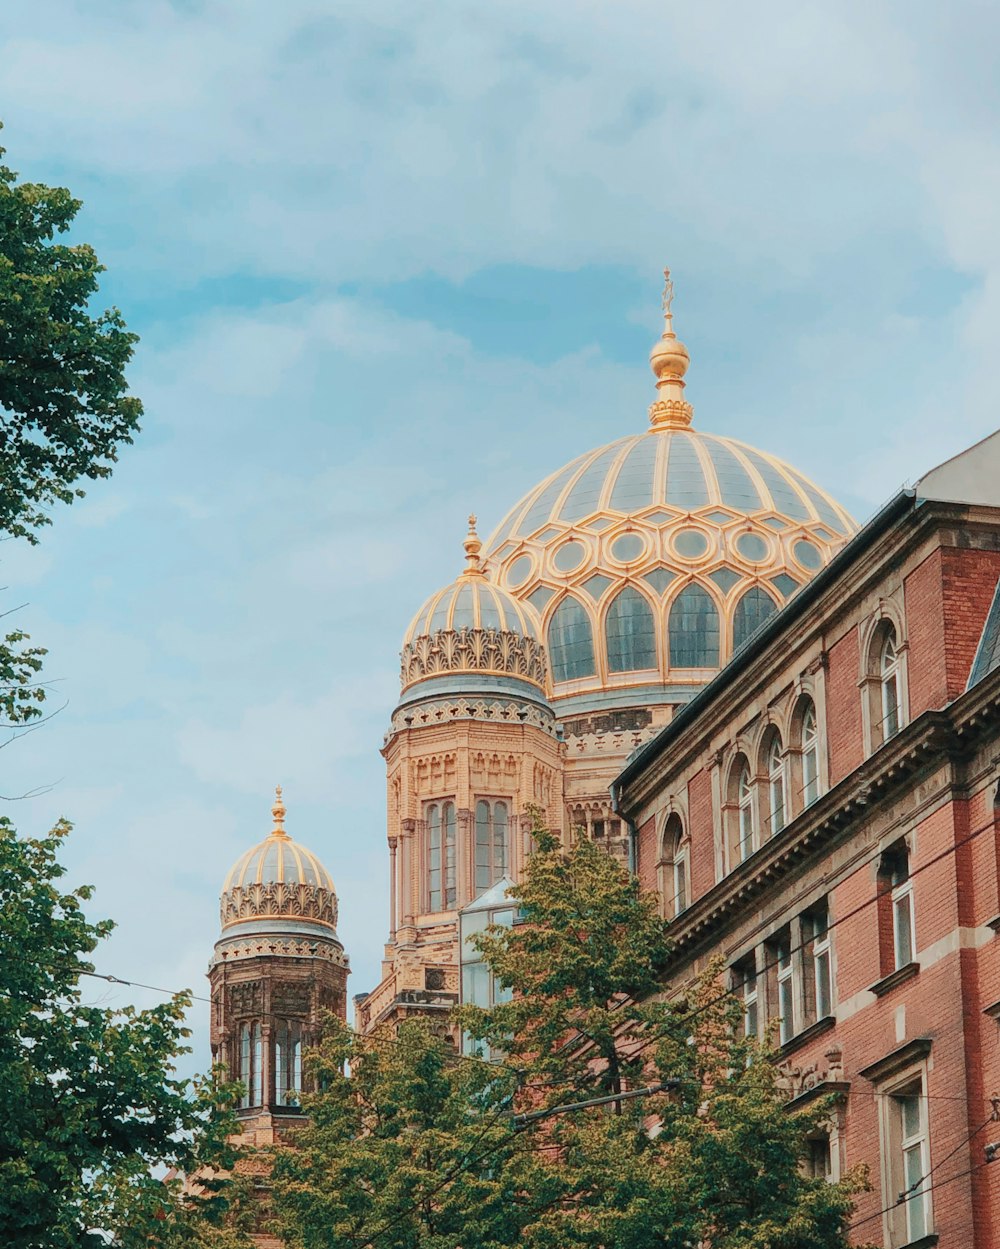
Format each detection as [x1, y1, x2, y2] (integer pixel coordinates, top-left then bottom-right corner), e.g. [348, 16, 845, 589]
[399, 516, 548, 703]
[212, 787, 346, 966]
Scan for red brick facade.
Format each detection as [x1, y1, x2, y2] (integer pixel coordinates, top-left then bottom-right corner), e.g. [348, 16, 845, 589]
[614, 489, 1000, 1249]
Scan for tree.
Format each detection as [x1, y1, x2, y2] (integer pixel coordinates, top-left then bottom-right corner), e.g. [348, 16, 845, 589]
[0, 817, 242, 1248]
[0, 125, 142, 544]
[270, 1017, 530, 1249]
[456, 814, 870, 1248]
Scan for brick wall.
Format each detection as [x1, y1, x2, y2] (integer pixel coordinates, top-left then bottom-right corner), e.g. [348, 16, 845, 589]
[824, 626, 863, 785]
[688, 768, 714, 901]
[905, 547, 948, 716]
[942, 546, 1000, 699]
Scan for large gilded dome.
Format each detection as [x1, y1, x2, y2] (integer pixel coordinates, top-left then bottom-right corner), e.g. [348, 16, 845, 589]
[481, 274, 856, 716]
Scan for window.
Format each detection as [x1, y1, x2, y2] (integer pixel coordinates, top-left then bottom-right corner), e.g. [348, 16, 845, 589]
[735, 759, 755, 862]
[880, 629, 901, 740]
[251, 1021, 263, 1106]
[765, 733, 786, 837]
[733, 586, 778, 651]
[801, 700, 819, 807]
[668, 584, 721, 668]
[275, 1019, 303, 1107]
[238, 1023, 251, 1109]
[879, 844, 915, 972]
[460, 902, 517, 1059]
[427, 800, 457, 911]
[806, 1133, 833, 1180]
[548, 597, 596, 682]
[891, 1082, 930, 1243]
[605, 586, 657, 673]
[475, 800, 510, 893]
[734, 955, 759, 1041]
[767, 928, 795, 1045]
[660, 813, 687, 919]
[802, 901, 833, 1023]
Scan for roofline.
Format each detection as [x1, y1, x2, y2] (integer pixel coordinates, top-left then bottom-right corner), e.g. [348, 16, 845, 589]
[610, 488, 916, 807]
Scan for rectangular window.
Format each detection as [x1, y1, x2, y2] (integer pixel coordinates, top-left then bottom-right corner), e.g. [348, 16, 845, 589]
[775, 932, 794, 1045]
[426, 801, 457, 910]
[802, 901, 833, 1023]
[806, 1134, 832, 1180]
[733, 955, 758, 1041]
[672, 852, 687, 915]
[893, 1083, 929, 1243]
[893, 880, 914, 969]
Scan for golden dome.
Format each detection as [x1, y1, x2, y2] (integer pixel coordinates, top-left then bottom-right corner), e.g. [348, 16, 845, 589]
[219, 787, 338, 935]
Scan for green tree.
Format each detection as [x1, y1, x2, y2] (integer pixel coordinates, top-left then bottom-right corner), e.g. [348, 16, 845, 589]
[0, 126, 142, 544]
[456, 815, 869, 1248]
[270, 1017, 531, 1249]
[0, 817, 242, 1248]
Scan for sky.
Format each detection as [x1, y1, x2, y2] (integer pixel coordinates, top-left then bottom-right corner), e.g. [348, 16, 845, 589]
[1, 0, 999, 1077]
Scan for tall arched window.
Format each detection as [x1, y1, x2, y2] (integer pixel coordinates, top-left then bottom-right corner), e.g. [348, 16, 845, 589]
[251, 1022, 263, 1106]
[605, 586, 657, 673]
[660, 813, 687, 919]
[275, 1020, 303, 1107]
[427, 800, 457, 911]
[475, 799, 510, 893]
[738, 764, 754, 860]
[880, 629, 901, 740]
[668, 584, 721, 668]
[548, 597, 596, 682]
[238, 1023, 251, 1108]
[801, 701, 819, 807]
[733, 587, 778, 651]
[764, 733, 786, 837]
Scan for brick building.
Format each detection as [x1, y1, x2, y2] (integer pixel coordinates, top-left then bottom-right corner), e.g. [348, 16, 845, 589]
[612, 431, 1000, 1248]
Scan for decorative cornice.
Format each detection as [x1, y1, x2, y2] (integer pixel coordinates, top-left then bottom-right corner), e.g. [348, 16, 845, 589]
[387, 695, 557, 738]
[648, 397, 694, 429]
[401, 626, 547, 692]
[210, 931, 348, 968]
[220, 881, 338, 931]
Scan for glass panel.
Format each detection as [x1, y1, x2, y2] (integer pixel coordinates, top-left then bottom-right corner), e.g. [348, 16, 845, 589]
[904, 1143, 926, 1238]
[462, 961, 491, 1008]
[733, 587, 778, 651]
[461, 909, 489, 954]
[882, 672, 900, 738]
[605, 586, 657, 673]
[239, 1025, 250, 1108]
[815, 949, 831, 1018]
[444, 802, 457, 908]
[705, 438, 763, 510]
[669, 585, 721, 668]
[491, 909, 515, 928]
[894, 891, 914, 967]
[673, 858, 687, 913]
[901, 1094, 922, 1141]
[475, 801, 491, 893]
[548, 597, 596, 682]
[665, 432, 709, 508]
[778, 977, 794, 1043]
[251, 1023, 262, 1105]
[609, 437, 658, 513]
[803, 742, 819, 806]
[493, 802, 509, 879]
[428, 804, 442, 911]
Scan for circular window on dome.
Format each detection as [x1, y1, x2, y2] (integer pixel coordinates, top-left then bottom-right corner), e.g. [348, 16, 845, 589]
[793, 539, 822, 570]
[672, 529, 710, 560]
[552, 541, 586, 574]
[506, 555, 534, 588]
[610, 532, 645, 564]
[736, 532, 769, 563]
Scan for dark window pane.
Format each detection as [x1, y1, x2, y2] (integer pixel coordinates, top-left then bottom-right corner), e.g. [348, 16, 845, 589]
[605, 586, 657, 672]
[668, 585, 720, 667]
[548, 597, 596, 681]
[733, 587, 778, 651]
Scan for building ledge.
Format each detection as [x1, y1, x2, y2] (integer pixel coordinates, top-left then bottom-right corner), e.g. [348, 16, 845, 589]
[983, 998, 1000, 1022]
[859, 1037, 933, 1084]
[786, 1078, 851, 1110]
[986, 914, 1000, 933]
[899, 1235, 938, 1249]
[868, 961, 920, 998]
[778, 1014, 836, 1059]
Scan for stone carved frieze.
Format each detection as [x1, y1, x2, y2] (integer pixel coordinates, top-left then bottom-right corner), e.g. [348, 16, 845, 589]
[272, 983, 311, 1016]
[388, 696, 556, 737]
[401, 626, 547, 689]
[229, 979, 263, 1017]
[219, 881, 338, 930]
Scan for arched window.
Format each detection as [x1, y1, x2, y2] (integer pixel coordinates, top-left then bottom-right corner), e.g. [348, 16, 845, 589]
[275, 1020, 304, 1107]
[764, 733, 786, 837]
[605, 586, 657, 673]
[733, 587, 778, 651]
[668, 584, 721, 668]
[475, 799, 510, 893]
[877, 842, 915, 975]
[801, 701, 819, 807]
[660, 813, 687, 919]
[548, 597, 596, 682]
[726, 756, 755, 867]
[879, 629, 901, 740]
[238, 1023, 251, 1109]
[251, 1022, 263, 1106]
[427, 800, 457, 911]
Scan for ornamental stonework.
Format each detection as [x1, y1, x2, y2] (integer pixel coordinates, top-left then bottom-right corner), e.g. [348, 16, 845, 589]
[388, 695, 556, 736]
[219, 880, 338, 930]
[401, 626, 547, 690]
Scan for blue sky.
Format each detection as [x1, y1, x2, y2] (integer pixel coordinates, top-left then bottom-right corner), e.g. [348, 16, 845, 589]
[1, 1, 998, 1074]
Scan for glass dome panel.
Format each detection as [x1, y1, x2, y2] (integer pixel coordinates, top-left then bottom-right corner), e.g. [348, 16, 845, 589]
[548, 597, 596, 682]
[605, 586, 657, 673]
[733, 587, 779, 651]
[669, 585, 720, 668]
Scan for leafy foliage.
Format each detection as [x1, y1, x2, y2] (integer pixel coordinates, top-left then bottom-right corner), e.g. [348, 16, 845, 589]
[0, 818, 241, 1248]
[271, 1016, 529, 1249]
[0, 126, 142, 543]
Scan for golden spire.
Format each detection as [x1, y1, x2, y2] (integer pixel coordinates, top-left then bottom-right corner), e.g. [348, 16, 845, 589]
[648, 267, 694, 430]
[271, 784, 288, 837]
[462, 514, 485, 577]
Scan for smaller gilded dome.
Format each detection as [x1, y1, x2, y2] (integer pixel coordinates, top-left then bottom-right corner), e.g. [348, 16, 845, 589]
[218, 787, 339, 938]
[399, 517, 548, 699]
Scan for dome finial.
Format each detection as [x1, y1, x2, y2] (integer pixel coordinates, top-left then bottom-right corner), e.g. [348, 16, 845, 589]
[271, 784, 288, 837]
[462, 514, 485, 577]
[648, 266, 694, 431]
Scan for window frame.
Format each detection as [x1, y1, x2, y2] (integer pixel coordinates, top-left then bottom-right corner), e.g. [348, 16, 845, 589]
[764, 731, 786, 838]
[426, 799, 457, 912]
[801, 700, 820, 807]
[474, 797, 511, 895]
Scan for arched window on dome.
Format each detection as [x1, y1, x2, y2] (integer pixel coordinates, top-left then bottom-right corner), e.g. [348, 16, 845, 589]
[733, 586, 778, 652]
[475, 799, 510, 894]
[668, 584, 720, 668]
[426, 800, 457, 911]
[605, 586, 657, 673]
[548, 596, 596, 682]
